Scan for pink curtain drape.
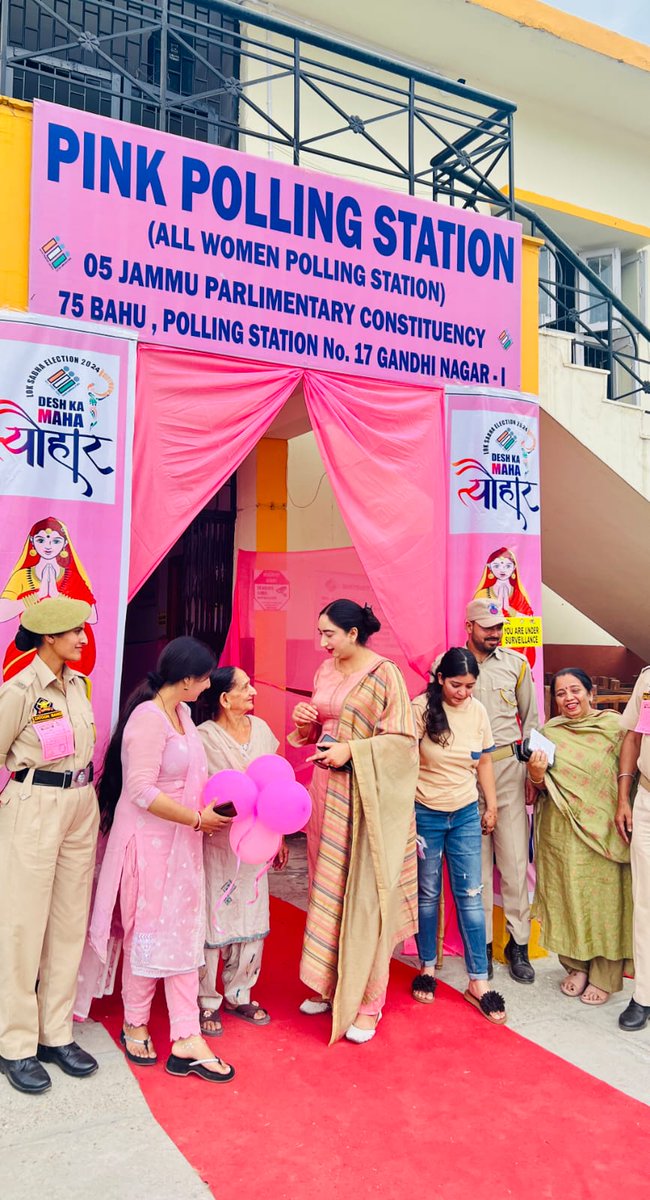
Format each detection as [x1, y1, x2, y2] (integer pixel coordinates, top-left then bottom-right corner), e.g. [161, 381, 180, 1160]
[302, 371, 445, 677]
[130, 347, 446, 673]
[129, 346, 301, 595]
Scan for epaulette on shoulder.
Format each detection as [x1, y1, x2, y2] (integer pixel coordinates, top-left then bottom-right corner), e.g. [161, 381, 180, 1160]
[6, 663, 38, 691]
[500, 646, 528, 664]
[74, 673, 93, 701]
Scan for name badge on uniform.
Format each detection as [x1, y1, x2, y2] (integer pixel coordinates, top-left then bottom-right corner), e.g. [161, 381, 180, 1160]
[31, 699, 75, 762]
[635, 697, 650, 736]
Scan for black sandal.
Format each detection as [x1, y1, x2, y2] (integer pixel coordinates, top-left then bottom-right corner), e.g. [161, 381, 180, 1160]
[411, 973, 437, 1004]
[463, 988, 507, 1025]
[120, 1028, 158, 1066]
[165, 1053, 235, 1083]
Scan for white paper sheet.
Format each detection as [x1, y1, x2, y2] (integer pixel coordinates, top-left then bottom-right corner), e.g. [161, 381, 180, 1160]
[529, 728, 556, 765]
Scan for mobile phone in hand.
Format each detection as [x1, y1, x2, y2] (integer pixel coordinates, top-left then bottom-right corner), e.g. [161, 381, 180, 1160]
[212, 801, 237, 818]
[315, 733, 352, 772]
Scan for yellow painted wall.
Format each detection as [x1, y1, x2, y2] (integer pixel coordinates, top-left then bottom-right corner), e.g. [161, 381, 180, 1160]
[253, 439, 288, 733]
[520, 235, 542, 395]
[0, 97, 31, 310]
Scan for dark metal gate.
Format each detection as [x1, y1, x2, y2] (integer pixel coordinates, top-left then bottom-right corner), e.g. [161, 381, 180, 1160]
[167, 477, 237, 658]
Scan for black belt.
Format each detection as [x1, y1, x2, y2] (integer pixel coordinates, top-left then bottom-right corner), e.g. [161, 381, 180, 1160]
[12, 763, 94, 788]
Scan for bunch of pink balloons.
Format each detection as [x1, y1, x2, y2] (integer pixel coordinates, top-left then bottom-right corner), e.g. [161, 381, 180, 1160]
[202, 755, 312, 864]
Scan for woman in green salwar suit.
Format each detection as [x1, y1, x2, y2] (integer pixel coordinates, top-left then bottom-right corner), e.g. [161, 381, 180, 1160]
[527, 668, 633, 1005]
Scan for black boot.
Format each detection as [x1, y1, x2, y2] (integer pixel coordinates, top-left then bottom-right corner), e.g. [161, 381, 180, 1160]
[486, 942, 493, 981]
[504, 936, 535, 984]
[619, 998, 650, 1031]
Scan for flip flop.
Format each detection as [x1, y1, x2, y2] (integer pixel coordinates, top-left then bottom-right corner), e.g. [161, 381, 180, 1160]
[199, 1008, 223, 1037]
[411, 973, 437, 1004]
[223, 1001, 271, 1026]
[463, 989, 507, 1025]
[165, 1053, 235, 1083]
[120, 1028, 158, 1066]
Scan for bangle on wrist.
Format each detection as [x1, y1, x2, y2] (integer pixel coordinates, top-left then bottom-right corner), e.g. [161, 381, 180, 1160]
[528, 772, 544, 784]
[193, 810, 202, 831]
[617, 773, 635, 780]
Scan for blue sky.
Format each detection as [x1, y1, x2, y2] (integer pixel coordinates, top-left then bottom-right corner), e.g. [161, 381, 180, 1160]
[551, 1, 650, 42]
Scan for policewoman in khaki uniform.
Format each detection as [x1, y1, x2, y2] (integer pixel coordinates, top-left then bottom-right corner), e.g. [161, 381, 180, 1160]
[0, 597, 99, 1094]
[465, 598, 539, 983]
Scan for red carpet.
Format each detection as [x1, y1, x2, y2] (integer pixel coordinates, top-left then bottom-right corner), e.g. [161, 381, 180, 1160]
[92, 898, 649, 1199]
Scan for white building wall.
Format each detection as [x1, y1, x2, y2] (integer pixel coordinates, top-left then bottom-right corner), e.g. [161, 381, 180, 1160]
[239, 2, 650, 227]
[287, 432, 352, 550]
[542, 585, 621, 646]
[539, 332, 650, 498]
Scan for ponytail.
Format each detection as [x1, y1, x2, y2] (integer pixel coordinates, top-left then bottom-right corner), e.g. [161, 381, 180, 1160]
[424, 647, 479, 746]
[98, 679, 157, 834]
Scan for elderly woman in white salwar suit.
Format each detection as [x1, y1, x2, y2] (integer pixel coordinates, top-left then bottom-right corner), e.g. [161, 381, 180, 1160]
[196, 667, 288, 1036]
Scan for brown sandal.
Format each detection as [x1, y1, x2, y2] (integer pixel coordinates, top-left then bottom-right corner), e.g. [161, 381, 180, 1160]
[223, 1001, 270, 1026]
[199, 1008, 223, 1037]
[463, 989, 507, 1025]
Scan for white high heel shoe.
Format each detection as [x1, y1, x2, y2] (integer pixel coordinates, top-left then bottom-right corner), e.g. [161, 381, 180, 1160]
[299, 997, 331, 1015]
[345, 1012, 382, 1044]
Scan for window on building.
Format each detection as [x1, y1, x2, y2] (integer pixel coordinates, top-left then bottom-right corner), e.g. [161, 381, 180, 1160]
[578, 248, 621, 328]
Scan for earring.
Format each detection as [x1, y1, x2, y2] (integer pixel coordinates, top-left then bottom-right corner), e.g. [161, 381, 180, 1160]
[59, 549, 68, 558]
[183, 683, 190, 692]
[29, 547, 37, 557]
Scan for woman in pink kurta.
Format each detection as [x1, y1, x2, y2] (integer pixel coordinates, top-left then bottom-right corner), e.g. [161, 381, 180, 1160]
[89, 637, 235, 1084]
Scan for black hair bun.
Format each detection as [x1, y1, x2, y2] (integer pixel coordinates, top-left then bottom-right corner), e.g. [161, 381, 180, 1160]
[362, 603, 381, 636]
[15, 626, 41, 652]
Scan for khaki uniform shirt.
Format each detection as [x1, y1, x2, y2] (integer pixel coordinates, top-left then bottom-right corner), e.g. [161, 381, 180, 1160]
[620, 666, 650, 779]
[470, 647, 539, 747]
[0, 654, 95, 777]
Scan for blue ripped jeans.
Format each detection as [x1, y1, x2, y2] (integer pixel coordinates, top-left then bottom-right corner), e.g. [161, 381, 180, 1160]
[415, 801, 488, 980]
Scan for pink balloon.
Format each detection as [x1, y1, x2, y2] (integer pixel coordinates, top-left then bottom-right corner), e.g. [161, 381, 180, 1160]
[257, 780, 312, 835]
[202, 770, 258, 817]
[229, 814, 281, 864]
[246, 754, 295, 790]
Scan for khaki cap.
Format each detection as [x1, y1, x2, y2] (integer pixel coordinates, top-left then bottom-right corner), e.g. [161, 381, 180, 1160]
[20, 597, 91, 635]
[465, 598, 504, 628]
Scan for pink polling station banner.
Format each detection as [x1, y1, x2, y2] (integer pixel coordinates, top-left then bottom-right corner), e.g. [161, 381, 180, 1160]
[0, 312, 136, 762]
[28, 101, 521, 388]
[445, 388, 544, 706]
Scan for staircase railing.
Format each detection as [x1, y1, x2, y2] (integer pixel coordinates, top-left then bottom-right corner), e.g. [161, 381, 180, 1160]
[519, 201, 650, 406]
[432, 148, 650, 406]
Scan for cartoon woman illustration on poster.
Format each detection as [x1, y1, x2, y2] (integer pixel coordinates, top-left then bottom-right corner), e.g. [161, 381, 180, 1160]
[474, 547, 533, 619]
[474, 546, 536, 667]
[0, 516, 97, 679]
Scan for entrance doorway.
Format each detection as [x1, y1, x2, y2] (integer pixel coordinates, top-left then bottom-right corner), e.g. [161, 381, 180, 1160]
[120, 476, 237, 702]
